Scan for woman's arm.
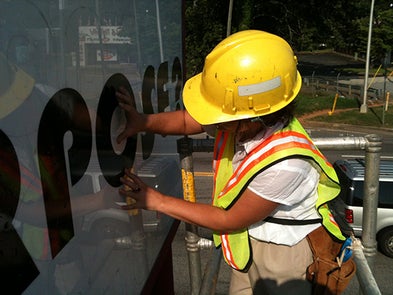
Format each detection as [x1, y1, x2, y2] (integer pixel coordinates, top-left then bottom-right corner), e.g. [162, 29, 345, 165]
[116, 87, 204, 143]
[119, 171, 279, 232]
[139, 109, 204, 136]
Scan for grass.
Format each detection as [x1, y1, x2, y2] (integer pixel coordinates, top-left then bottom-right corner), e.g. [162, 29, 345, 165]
[341, 66, 393, 77]
[295, 94, 393, 128]
[295, 94, 359, 115]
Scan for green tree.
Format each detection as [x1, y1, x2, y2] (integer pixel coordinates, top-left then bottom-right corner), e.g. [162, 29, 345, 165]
[354, 2, 393, 66]
[184, 0, 393, 77]
[184, 0, 228, 78]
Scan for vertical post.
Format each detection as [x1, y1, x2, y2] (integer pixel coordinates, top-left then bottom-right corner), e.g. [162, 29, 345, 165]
[155, 0, 164, 63]
[382, 51, 389, 125]
[361, 0, 376, 113]
[362, 134, 382, 270]
[311, 71, 316, 98]
[58, 0, 66, 87]
[132, 0, 143, 75]
[352, 238, 381, 295]
[328, 93, 339, 116]
[199, 247, 223, 295]
[382, 83, 386, 125]
[177, 137, 202, 295]
[226, 0, 234, 37]
[95, 0, 107, 79]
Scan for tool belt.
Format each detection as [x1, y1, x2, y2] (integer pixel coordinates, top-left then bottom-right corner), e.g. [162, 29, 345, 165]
[306, 226, 356, 295]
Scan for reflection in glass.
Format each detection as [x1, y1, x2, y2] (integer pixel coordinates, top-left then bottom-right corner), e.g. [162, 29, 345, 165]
[0, 0, 182, 293]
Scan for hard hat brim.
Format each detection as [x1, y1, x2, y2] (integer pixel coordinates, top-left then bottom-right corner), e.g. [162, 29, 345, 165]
[0, 66, 35, 119]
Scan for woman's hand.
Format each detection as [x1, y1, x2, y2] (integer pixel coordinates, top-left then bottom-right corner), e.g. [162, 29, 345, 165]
[118, 170, 279, 232]
[118, 169, 164, 212]
[116, 87, 146, 144]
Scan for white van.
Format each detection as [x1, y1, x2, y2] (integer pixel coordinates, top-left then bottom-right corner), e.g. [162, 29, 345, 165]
[333, 158, 393, 258]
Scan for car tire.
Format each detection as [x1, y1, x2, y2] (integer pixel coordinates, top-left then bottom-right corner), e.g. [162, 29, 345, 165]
[377, 227, 393, 258]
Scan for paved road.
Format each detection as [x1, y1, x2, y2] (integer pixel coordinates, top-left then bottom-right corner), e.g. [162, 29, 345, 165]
[171, 125, 393, 295]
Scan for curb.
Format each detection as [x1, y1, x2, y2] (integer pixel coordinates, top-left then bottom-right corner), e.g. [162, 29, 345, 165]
[300, 119, 393, 136]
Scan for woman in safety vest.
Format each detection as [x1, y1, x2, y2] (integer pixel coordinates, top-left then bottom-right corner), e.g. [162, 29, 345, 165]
[117, 30, 348, 294]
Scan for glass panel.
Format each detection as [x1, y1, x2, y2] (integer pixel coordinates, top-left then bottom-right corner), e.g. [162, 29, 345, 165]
[0, 0, 183, 293]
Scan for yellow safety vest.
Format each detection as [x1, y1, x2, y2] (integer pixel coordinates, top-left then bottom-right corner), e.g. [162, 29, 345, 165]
[212, 118, 345, 271]
[1, 71, 54, 260]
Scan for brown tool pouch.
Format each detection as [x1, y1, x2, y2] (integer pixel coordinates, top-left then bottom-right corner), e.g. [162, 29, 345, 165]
[306, 226, 356, 295]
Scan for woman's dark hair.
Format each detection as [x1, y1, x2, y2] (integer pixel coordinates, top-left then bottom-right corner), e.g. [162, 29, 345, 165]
[259, 100, 297, 128]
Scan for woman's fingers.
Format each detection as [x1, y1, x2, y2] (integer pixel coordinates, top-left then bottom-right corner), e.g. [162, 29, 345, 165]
[119, 168, 164, 212]
[118, 183, 141, 212]
[116, 87, 132, 104]
[121, 170, 141, 192]
[115, 87, 142, 143]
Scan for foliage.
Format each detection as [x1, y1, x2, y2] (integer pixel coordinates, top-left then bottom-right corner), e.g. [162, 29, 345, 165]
[184, 0, 393, 78]
[184, 0, 227, 78]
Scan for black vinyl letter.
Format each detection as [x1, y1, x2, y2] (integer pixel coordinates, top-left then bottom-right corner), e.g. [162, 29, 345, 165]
[0, 130, 39, 293]
[171, 57, 183, 110]
[157, 61, 169, 113]
[96, 73, 137, 187]
[38, 88, 92, 258]
[141, 66, 156, 159]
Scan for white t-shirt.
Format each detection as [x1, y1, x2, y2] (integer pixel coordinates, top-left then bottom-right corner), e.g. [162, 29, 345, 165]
[232, 127, 321, 246]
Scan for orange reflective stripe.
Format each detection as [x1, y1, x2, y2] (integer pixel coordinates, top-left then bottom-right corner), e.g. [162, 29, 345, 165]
[212, 131, 230, 200]
[213, 131, 229, 162]
[20, 165, 42, 194]
[41, 228, 50, 259]
[221, 233, 239, 269]
[218, 131, 326, 198]
[327, 207, 339, 227]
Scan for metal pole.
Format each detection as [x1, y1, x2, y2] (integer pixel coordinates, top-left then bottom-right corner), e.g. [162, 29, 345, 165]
[312, 136, 367, 150]
[58, 0, 66, 87]
[155, 0, 164, 63]
[352, 238, 381, 295]
[132, 0, 143, 75]
[226, 0, 234, 37]
[314, 135, 382, 294]
[382, 71, 387, 124]
[177, 137, 202, 295]
[362, 134, 382, 267]
[361, 0, 376, 113]
[95, 0, 107, 79]
[313, 135, 382, 265]
[199, 247, 223, 295]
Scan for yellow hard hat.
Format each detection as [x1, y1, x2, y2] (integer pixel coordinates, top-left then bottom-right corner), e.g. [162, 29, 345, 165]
[183, 30, 302, 125]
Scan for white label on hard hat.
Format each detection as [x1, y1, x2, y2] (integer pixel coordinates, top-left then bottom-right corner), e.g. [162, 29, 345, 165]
[238, 76, 281, 96]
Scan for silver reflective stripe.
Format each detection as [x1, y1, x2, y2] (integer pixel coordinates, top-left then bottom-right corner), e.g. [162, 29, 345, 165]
[238, 76, 281, 96]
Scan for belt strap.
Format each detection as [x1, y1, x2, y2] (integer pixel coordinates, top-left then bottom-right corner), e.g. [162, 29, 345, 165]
[264, 216, 322, 225]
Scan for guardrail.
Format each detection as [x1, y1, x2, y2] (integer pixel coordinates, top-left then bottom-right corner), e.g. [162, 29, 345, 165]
[303, 75, 380, 100]
[178, 133, 382, 295]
